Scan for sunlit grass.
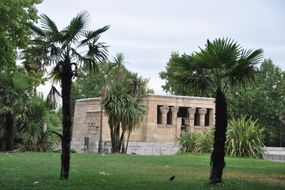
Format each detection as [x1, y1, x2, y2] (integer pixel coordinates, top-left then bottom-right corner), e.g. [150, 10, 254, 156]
[0, 152, 284, 190]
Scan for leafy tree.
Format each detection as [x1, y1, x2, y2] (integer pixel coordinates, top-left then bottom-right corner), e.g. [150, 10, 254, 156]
[0, 0, 40, 70]
[168, 38, 263, 184]
[160, 53, 210, 96]
[227, 59, 285, 146]
[0, 0, 41, 150]
[26, 11, 109, 180]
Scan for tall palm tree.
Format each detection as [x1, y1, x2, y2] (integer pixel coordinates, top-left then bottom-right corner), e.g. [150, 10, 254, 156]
[26, 11, 109, 180]
[171, 38, 263, 184]
[102, 54, 146, 153]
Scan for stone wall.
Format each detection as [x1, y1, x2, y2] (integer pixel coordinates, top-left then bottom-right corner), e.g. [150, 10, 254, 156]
[71, 94, 215, 154]
[264, 147, 285, 162]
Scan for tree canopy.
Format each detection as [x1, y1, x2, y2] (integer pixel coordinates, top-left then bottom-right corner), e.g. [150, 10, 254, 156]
[0, 0, 40, 70]
[227, 59, 285, 146]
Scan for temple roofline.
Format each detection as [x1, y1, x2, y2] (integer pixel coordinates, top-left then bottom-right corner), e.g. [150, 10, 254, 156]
[75, 94, 215, 103]
[145, 94, 215, 101]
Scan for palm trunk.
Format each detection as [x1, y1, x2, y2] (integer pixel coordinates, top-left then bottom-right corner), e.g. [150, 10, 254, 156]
[4, 113, 13, 151]
[60, 59, 73, 180]
[113, 123, 120, 152]
[210, 88, 227, 184]
[125, 130, 132, 153]
[119, 128, 126, 153]
[110, 125, 115, 153]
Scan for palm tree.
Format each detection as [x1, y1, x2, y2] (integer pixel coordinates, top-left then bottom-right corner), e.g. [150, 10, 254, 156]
[0, 72, 29, 151]
[171, 38, 263, 184]
[26, 11, 109, 180]
[102, 55, 147, 153]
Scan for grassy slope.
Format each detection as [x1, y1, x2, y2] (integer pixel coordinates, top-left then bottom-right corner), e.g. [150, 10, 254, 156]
[0, 153, 284, 190]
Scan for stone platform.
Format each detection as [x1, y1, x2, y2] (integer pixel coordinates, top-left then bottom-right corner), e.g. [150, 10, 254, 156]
[264, 147, 285, 162]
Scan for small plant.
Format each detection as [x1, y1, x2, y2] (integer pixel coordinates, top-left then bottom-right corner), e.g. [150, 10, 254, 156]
[177, 129, 214, 153]
[226, 116, 265, 158]
[195, 129, 214, 153]
[177, 132, 198, 152]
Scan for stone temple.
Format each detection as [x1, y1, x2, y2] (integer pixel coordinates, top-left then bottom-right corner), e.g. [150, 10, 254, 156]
[71, 94, 215, 155]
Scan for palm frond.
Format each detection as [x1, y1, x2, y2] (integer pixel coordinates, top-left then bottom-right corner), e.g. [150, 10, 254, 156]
[227, 49, 263, 86]
[28, 22, 45, 37]
[49, 61, 62, 83]
[62, 10, 90, 45]
[46, 86, 61, 109]
[79, 25, 110, 46]
[171, 53, 213, 94]
[40, 14, 59, 34]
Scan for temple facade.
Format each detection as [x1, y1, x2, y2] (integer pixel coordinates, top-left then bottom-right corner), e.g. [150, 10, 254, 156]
[71, 94, 215, 155]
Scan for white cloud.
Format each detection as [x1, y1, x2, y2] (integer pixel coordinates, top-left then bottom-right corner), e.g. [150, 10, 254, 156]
[36, 0, 285, 95]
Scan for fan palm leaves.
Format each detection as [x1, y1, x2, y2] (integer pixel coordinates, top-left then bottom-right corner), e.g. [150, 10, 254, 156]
[25, 11, 109, 180]
[171, 38, 263, 183]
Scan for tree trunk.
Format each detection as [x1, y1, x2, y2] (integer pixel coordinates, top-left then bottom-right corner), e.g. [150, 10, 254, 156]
[113, 123, 120, 152]
[60, 59, 73, 180]
[210, 89, 227, 184]
[119, 128, 126, 153]
[125, 130, 132, 153]
[4, 113, 13, 151]
[109, 123, 115, 153]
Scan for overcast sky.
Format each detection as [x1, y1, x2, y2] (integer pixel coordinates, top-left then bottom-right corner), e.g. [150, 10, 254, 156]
[37, 0, 285, 94]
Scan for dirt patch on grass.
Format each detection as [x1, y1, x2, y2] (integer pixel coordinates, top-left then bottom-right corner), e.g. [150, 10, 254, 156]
[224, 171, 285, 187]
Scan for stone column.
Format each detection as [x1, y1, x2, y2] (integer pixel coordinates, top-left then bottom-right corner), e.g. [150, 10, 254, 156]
[188, 107, 196, 127]
[187, 107, 196, 132]
[176, 117, 182, 137]
[160, 105, 169, 125]
[171, 106, 179, 125]
[198, 108, 207, 127]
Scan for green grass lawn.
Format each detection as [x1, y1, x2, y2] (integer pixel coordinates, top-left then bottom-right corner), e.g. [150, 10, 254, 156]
[0, 152, 284, 190]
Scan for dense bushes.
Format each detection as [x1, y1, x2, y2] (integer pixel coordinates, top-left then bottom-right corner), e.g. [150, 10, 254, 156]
[178, 117, 265, 158]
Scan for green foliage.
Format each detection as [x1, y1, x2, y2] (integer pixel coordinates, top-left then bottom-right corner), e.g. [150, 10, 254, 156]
[177, 132, 199, 152]
[162, 55, 284, 147]
[0, 0, 40, 69]
[177, 129, 213, 153]
[178, 118, 264, 159]
[163, 38, 263, 182]
[226, 117, 265, 158]
[195, 129, 214, 153]
[227, 59, 285, 146]
[21, 96, 61, 151]
[0, 71, 61, 151]
[0, 70, 32, 150]
[101, 54, 148, 153]
[159, 53, 206, 96]
[161, 38, 263, 96]
[26, 11, 110, 179]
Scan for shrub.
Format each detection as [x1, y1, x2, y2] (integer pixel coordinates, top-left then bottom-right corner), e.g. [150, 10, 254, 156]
[177, 129, 213, 153]
[226, 116, 265, 158]
[177, 132, 198, 152]
[195, 129, 214, 153]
